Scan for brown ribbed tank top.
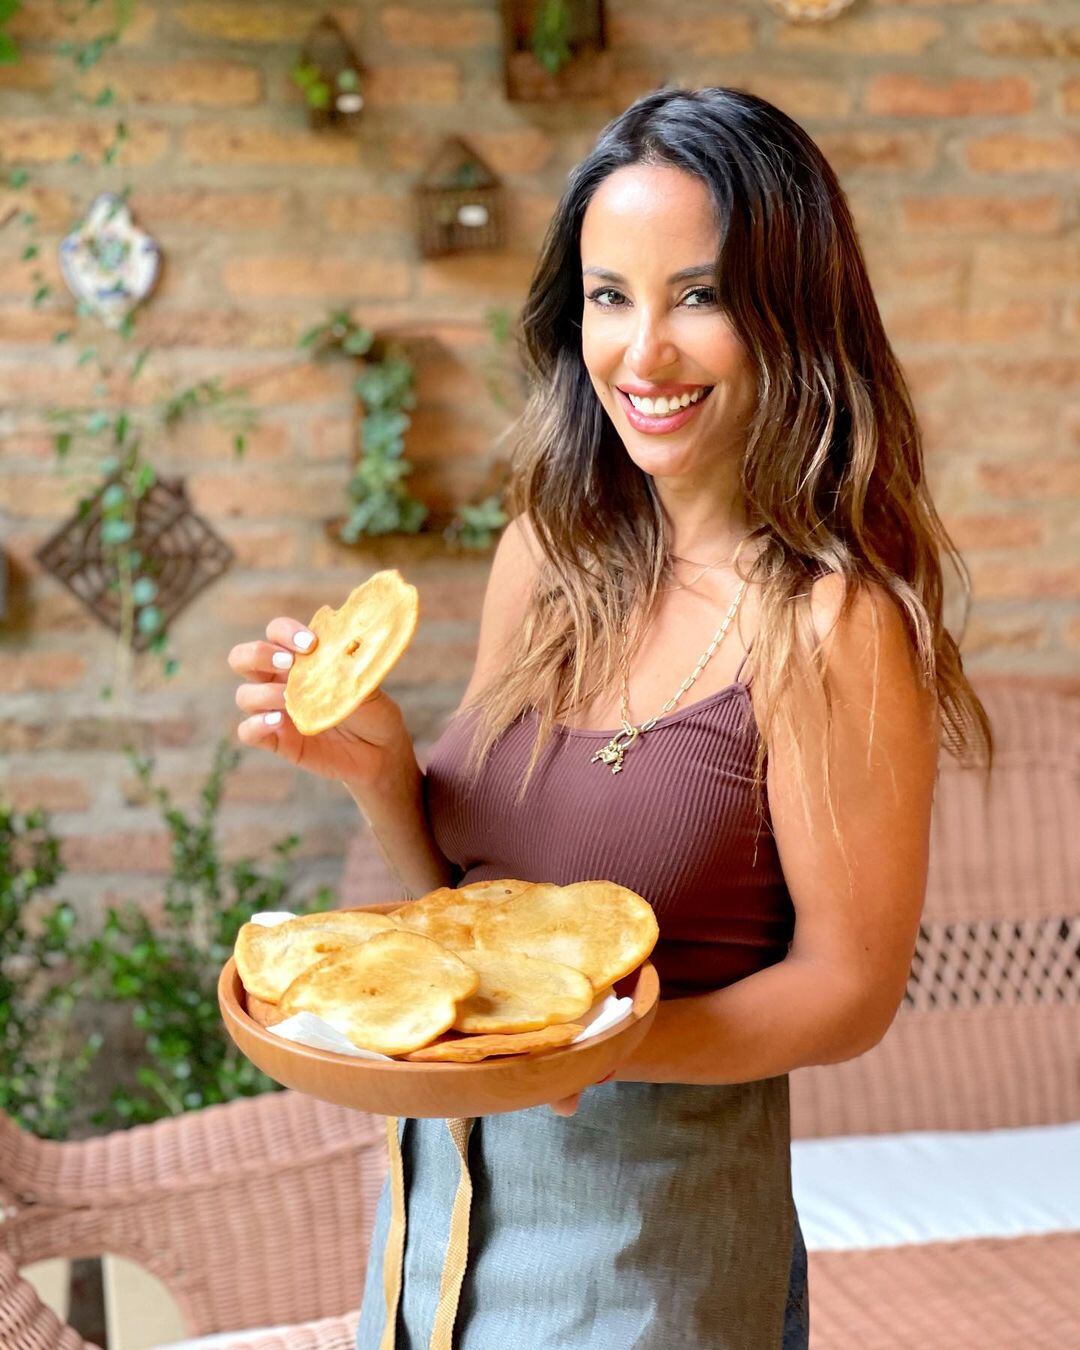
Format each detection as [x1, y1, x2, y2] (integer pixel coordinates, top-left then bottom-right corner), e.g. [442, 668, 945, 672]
[423, 649, 795, 1000]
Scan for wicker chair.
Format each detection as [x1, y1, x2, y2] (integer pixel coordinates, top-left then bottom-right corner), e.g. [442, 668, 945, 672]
[789, 675, 1080, 1347]
[3, 676, 1076, 1348]
[0, 1091, 385, 1347]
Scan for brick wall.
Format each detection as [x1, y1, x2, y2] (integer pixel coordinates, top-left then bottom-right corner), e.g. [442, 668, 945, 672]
[1, 0, 1076, 920]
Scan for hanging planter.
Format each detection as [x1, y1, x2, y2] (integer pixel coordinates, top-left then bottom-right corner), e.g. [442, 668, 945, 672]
[414, 136, 504, 260]
[501, 0, 610, 103]
[35, 474, 233, 651]
[291, 14, 365, 131]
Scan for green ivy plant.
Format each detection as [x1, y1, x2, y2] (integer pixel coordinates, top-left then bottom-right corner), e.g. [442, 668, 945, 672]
[531, 0, 574, 75]
[0, 0, 21, 65]
[300, 310, 428, 541]
[444, 495, 508, 551]
[80, 741, 332, 1127]
[0, 804, 100, 1139]
[5, 0, 253, 689]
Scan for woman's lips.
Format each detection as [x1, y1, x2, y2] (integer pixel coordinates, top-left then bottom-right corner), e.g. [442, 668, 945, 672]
[615, 386, 713, 434]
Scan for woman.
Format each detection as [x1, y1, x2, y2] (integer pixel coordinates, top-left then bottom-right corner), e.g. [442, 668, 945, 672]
[230, 87, 991, 1348]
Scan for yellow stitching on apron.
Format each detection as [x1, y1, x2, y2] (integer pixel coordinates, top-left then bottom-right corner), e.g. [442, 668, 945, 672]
[429, 1117, 476, 1350]
[381, 1116, 476, 1350]
[381, 1115, 406, 1350]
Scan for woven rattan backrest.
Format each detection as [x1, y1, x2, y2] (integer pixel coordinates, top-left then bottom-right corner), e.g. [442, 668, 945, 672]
[791, 677, 1080, 1138]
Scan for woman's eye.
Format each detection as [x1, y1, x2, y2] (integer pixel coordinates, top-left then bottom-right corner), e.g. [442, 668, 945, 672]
[585, 286, 717, 309]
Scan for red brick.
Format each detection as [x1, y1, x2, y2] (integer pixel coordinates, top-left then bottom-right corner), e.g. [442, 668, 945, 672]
[219, 821, 349, 863]
[0, 185, 72, 230]
[975, 357, 1080, 392]
[133, 309, 297, 351]
[173, 3, 312, 42]
[8, 2, 156, 44]
[209, 581, 341, 625]
[865, 74, 1032, 118]
[182, 125, 358, 167]
[219, 362, 351, 407]
[0, 775, 92, 812]
[978, 460, 1080, 500]
[121, 765, 293, 807]
[966, 133, 1080, 175]
[918, 404, 1055, 458]
[321, 195, 407, 234]
[0, 119, 168, 166]
[1063, 78, 1080, 115]
[816, 130, 937, 175]
[971, 241, 1080, 293]
[776, 14, 943, 54]
[739, 75, 852, 120]
[960, 615, 1049, 657]
[380, 6, 498, 47]
[0, 717, 195, 753]
[393, 128, 553, 176]
[134, 188, 289, 231]
[364, 64, 462, 108]
[79, 60, 261, 107]
[884, 301, 1051, 345]
[967, 561, 1077, 600]
[187, 469, 347, 521]
[165, 420, 289, 463]
[900, 195, 1063, 235]
[417, 253, 541, 303]
[939, 512, 1044, 550]
[0, 51, 55, 91]
[0, 651, 87, 693]
[0, 472, 95, 518]
[977, 19, 1080, 59]
[222, 255, 411, 301]
[63, 831, 172, 873]
[609, 13, 754, 54]
[308, 415, 355, 462]
[219, 526, 302, 570]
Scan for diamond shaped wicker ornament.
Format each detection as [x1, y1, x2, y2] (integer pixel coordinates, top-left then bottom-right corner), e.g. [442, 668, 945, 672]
[35, 475, 233, 650]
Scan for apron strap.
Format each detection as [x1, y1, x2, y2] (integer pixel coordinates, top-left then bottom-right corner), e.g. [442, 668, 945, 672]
[380, 1116, 407, 1350]
[380, 1115, 477, 1350]
[429, 1117, 476, 1350]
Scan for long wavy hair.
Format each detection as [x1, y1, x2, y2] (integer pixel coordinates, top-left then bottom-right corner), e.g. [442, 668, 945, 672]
[463, 85, 993, 849]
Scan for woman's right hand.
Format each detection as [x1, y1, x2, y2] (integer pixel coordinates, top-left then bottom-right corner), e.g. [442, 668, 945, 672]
[228, 616, 410, 792]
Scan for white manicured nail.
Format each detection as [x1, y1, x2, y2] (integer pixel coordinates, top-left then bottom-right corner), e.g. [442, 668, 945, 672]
[271, 650, 293, 670]
[264, 711, 283, 726]
[294, 630, 315, 651]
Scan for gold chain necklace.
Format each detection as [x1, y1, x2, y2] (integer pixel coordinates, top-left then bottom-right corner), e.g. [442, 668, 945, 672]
[591, 578, 748, 776]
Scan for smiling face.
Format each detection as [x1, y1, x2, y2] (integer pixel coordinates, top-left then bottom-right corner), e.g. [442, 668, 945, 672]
[579, 163, 758, 498]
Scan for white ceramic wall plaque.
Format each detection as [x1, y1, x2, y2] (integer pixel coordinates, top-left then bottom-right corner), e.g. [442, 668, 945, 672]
[59, 192, 162, 329]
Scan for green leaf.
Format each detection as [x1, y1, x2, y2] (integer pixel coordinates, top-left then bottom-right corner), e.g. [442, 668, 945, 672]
[100, 517, 133, 544]
[6, 168, 29, 188]
[136, 605, 162, 635]
[131, 577, 156, 606]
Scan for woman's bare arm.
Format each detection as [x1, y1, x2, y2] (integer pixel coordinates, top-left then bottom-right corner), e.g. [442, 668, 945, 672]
[612, 576, 940, 1084]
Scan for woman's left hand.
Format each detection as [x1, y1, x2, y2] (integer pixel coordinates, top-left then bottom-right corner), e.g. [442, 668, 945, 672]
[548, 1070, 616, 1115]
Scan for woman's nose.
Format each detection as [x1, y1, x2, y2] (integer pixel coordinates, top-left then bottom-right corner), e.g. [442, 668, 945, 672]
[626, 316, 678, 374]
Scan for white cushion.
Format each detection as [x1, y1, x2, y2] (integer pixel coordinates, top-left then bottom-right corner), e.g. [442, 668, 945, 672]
[791, 1121, 1080, 1251]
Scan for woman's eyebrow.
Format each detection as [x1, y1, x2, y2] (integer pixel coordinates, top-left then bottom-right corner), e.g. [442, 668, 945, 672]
[582, 265, 716, 284]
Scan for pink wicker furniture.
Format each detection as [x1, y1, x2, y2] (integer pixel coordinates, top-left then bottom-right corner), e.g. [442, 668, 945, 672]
[0, 1091, 386, 1347]
[2, 676, 1076, 1348]
[789, 675, 1080, 1347]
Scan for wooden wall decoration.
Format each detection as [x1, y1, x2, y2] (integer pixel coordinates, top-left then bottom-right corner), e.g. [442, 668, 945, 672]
[35, 477, 233, 650]
[295, 14, 365, 131]
[501, 0, 611, 103]
[414, 137, 505, 260]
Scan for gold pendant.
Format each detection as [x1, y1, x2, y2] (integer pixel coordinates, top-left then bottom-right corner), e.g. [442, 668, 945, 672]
[591, 725, 639, 775]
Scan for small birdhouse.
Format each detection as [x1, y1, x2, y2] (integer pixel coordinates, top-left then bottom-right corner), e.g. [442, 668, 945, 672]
[765, 0, 858, 20]
[501, 0, 610, 103]
[293, 14, 365, 131]
[414, 137, 504, 260]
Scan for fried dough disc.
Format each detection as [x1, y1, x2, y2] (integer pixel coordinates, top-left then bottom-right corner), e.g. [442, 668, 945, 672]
[283, 569, 419, 736]
[389, 880, 530, 953]
[471, 881, 659, 991]
[246, 992, 284, 1027]
[278, 929, 480, 1056]
[236, 926, 364, 1004]
[402, 1022, 583, 1062]
[452, 951, 594, 1034]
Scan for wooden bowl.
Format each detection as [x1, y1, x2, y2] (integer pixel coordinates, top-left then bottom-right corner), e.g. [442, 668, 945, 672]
[218, 902, 660, 1118]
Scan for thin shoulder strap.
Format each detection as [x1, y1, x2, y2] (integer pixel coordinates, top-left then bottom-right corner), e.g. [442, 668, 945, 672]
[734, 639, 754, 687]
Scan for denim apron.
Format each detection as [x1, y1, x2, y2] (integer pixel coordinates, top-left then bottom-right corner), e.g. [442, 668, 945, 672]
[356, 1075, 808, 1350]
